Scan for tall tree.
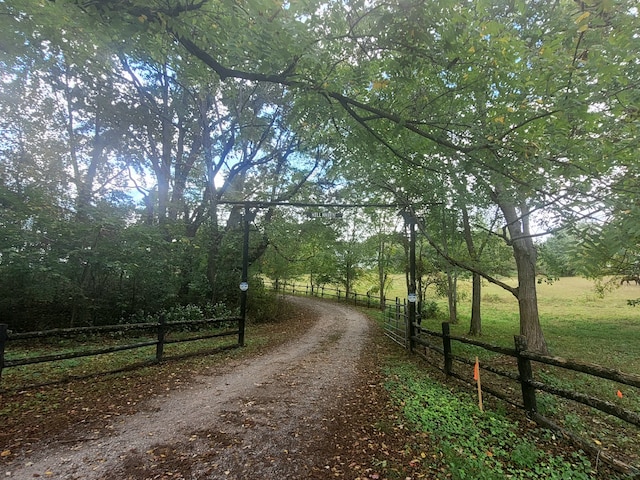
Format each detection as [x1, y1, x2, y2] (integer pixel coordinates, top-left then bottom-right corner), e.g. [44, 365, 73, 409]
[12, 0, 640, 351]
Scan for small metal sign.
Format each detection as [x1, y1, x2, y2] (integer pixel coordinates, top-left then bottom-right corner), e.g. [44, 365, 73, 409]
[408, 293, 417, 303]
[306, 211, 343, 219]
[239, 282, 249, 292]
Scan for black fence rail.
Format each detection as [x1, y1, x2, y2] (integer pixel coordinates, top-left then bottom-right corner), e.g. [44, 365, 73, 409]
[412, 322, 640, 475]
[268, 280, 640, 476]
[271, 281, 421, 347]
[273, 280, 387, 309]
[0, 317, 241, 389]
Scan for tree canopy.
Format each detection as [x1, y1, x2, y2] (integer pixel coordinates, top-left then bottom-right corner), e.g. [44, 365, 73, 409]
[1, 0, 638, 352]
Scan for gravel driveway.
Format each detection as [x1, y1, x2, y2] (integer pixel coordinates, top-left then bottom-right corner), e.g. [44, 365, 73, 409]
[5, 296, 372, 479]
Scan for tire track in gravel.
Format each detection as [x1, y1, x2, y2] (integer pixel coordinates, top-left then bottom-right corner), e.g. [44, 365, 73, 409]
[5, 297, 371, 479]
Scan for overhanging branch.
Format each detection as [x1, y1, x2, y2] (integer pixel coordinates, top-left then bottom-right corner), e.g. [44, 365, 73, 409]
[411, 211, 519, 297]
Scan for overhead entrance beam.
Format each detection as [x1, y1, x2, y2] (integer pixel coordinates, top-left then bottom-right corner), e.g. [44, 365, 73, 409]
[217, 200, 430, 347]
[220, 200, 405, 208]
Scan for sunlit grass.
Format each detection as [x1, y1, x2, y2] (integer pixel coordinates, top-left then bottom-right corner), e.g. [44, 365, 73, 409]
[372, 274, 640, 372]
[281, 274, 640, 370]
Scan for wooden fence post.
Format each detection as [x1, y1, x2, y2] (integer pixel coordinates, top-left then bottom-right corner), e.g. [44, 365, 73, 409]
[337, 289, 341, 300]
[515, 335, 537, 413]
[0, 324, 7, 382]
[156, 315, 166, 362]
[442, 322, 453, 375]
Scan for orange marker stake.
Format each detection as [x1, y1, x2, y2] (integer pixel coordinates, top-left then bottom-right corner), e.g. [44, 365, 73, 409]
[474, 356, 483, 412]
[617, 390, 623, 398]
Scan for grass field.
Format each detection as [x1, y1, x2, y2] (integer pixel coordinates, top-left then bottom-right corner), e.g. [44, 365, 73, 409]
[376, 274, 640, 372]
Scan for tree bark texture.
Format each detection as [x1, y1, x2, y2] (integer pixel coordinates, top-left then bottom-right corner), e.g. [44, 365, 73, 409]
[469, 272, 482, 336]
[462, 206, 482, 335]
[498, 197, 549, 354]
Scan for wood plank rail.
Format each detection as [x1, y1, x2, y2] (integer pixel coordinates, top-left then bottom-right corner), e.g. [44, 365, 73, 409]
[414, 323, 640, 476]
[412, 325, 640, 426]
[270, 280, 640, 477]
[0, 317, 242, 388]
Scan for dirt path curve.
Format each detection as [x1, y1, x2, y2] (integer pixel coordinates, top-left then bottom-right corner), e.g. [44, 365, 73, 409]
[5, 297, 372, 479]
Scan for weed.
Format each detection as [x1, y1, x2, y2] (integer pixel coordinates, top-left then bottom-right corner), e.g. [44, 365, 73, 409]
[384, 361, 597, 479]
[536, 392, 559, 416]
[564, 412, 586, 431]
[483, 294, 503, 304]
[510, 440, 542, 467]
[421, 301, 441, 319]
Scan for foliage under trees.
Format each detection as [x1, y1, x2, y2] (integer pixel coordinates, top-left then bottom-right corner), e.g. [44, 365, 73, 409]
[1, 0, 638, 353]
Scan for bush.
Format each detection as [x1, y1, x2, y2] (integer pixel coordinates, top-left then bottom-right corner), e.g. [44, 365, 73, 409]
[120, 302, 236, 331]
[482, 293, 503, 304]
[247, 280, 289, 323]
[421, 300, 441, 319]
[202, 302, 236, 319]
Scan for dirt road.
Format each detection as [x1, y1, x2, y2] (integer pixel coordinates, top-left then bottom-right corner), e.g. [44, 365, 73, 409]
[4, 297, 372, 479]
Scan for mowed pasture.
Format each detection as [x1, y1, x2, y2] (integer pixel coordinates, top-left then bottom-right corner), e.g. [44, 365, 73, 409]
[379, 275, 640, 372]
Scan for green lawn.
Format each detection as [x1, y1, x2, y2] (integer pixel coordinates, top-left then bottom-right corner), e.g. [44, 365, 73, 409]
[377, 275, 640, 372]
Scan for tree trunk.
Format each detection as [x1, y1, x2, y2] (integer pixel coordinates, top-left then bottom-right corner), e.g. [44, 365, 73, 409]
[469, 272, 482, 335]
[345, 257, 353, 299]
[447, 268, 458, 324]
[378, 236, 387, 309]
[461, 206, 482, 335]
[497, 196, 549, 354]
[512, 237, 548, 353]
[207, 234, 222, 304]
[156, 64, 173, 227]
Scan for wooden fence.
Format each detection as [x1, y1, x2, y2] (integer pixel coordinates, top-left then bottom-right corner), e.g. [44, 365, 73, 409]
[0, 316, 241, 389]
[272, 281, 422, 347]
[413, 322, 640, 474]
[270, 280, 640, 476]
[273, 280, 386, 309]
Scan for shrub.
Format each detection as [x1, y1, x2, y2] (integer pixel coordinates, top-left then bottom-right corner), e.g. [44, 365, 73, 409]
[247, 281, 289, 323]
[421, 300, 441, 319]
[120, 302, 235, 331]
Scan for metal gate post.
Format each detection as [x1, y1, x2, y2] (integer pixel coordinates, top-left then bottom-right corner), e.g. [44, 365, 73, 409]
[404, 212, 417, 353]
[239, 206, 250, 347]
